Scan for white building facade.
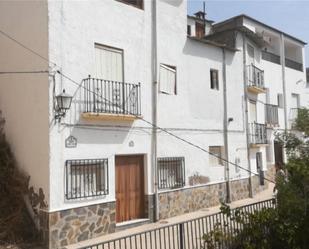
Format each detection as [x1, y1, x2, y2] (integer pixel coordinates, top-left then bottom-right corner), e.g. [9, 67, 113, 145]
[0, 1, 308, 248]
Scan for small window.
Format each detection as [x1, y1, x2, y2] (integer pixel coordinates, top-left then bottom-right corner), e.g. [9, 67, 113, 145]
[157, 157, 185, 190]
[209, 146, 224, 166]
[187, 25, 192, 36]
[65, 159, 109, 200]
[159, 64, 177, 95]
[116, 0, 143, 9]
[210, 69, 219, 90]
[277, 93, 284, 108]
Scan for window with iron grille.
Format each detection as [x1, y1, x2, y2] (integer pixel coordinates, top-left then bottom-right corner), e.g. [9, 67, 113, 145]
[157, 157, 185, 190]
[65, 159, 109, 200]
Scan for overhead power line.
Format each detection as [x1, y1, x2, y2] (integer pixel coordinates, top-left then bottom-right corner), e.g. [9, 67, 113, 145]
[0, 70, 49, 75]
[0, 28, 276, 184]
[57, 69, 275, 184]
[0, 30, 56, 66]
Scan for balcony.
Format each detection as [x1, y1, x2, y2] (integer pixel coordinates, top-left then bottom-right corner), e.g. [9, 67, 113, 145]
[249, 123, 267, 146]
[81, 77, 141, 121]
[247, 64, 266, 94]
[262, 51, 281, 65]
[265, 104, 279, 127]
[285, 58, 303, 72]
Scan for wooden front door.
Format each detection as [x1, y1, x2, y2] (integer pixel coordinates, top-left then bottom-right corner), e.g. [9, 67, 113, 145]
[115, 155, 144, 223]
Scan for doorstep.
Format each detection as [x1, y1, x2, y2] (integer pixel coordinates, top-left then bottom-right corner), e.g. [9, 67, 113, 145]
[115, 218, 150, 232]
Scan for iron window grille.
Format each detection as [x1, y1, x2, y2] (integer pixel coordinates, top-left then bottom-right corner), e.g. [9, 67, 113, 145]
[157, 157, 185, 190]
[65, 159, 109, 200]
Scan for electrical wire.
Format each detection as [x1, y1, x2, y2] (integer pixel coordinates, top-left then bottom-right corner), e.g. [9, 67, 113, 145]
[0, 70, 49, 75]
[0, 28, 276, 184]
[58, 70, 275, 184]
[0, 30, 56, 66]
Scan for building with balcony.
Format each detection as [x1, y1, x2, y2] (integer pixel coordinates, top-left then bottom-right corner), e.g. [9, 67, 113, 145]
[0, 1, 308, 248]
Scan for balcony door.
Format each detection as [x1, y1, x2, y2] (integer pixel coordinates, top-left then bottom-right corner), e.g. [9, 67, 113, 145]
[249, 100, 257, 123]
[247, 44, 255, 66]
[94, 44, 124, 113]
[94, 44, 123, 82]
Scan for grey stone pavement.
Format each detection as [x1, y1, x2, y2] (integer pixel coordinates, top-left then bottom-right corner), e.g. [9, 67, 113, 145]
[67, 183, 274, 249]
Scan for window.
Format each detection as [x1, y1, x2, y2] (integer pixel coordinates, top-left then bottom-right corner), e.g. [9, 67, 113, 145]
[65, 159, 109, 200]
[210, 69, 219, 90]
[116, 0, 143, 9]
[209, 146, 224, 166]
[187, 25, 192, 36]
[277, 93, 284, 108]
[159, 64, 177, 95]
[157, 157, 185, 190]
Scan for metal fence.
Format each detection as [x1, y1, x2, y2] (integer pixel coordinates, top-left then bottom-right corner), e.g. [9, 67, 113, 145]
[247, 64, 264, 89]
[81, 77, 141, 116]
[157, 157, 185, 190]
[65, 159, 109, 200]
[265, 104, 279, 126]
[78, 198, 275, 249]
[249, 123, 267, 145]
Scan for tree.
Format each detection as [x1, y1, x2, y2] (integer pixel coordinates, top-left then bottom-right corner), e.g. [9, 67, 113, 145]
[203, 108, 309, 249]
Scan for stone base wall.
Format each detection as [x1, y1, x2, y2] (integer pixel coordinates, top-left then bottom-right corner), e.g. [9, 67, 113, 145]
[39, 202, 116, 249]
[159, 176, 268, 220]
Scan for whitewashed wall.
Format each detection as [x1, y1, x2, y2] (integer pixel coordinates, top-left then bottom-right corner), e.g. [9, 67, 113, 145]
[47, 0, 154, 211]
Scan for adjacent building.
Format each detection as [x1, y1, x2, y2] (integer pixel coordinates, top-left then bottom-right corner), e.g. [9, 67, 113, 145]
[0, 0, 308, 248]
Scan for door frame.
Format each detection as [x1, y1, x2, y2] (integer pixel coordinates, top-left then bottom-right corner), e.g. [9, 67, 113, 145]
[115, 154, 146, 223]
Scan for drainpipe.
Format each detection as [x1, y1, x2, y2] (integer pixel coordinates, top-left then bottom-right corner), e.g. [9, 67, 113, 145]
[222, 48, 231, 203]
[151, 0, 159, 222]
[242, 34, 253, 198]
[280, 34, 288, 131]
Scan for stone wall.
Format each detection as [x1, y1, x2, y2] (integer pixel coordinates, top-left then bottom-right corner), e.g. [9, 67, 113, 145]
[39, 201, 116, 249]
[158, 176, 268, 220]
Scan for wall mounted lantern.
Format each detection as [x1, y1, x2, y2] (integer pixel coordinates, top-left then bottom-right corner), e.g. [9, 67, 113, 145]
[55, 89, 72, 121]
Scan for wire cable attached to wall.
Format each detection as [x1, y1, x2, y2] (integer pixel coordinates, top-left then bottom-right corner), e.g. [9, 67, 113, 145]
[0, 28, 276, 184]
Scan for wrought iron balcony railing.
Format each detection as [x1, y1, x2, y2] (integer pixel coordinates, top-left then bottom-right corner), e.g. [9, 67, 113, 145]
[247, 64, 265, 90]
[81, 77, 141, 116]
[265, 104, 279, 126]
[249, 123, 267, 145]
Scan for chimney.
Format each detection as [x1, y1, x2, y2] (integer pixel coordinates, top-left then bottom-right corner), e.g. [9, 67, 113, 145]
[194, 11, 206, 20]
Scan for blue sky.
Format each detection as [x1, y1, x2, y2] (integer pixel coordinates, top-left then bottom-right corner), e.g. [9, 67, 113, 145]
[188, 0, 309, 67]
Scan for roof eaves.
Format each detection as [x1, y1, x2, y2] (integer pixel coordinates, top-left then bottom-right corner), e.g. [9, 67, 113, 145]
[187, 36, 239, 52]
[213, 14, 307, 45]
